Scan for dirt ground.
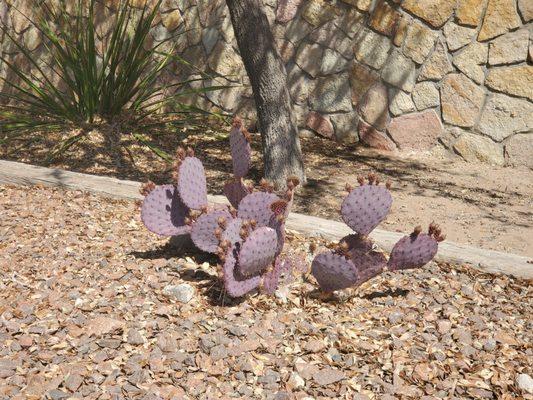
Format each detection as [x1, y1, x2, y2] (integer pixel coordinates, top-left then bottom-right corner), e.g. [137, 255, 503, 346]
[2, 128, 532, 257]
[1, 185, 532, 399]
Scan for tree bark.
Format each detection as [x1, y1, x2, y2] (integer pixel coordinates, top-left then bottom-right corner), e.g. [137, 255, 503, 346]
[225, 0, 306, 187]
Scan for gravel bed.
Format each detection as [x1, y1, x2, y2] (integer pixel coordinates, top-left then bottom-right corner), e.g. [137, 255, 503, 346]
[1, 185, 532, 399]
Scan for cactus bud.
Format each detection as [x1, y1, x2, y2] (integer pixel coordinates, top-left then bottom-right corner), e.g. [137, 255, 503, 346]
[413, 225, 422, 236]
[386, 181, 392, 190]
[287, 176, 300, 188]
[436, 234, 446, 242]
[184, 217, 192, 225]
[217, 216, 227, 229]
[240, 228, 249, 240]
[271, 200, 288, 216]
[214, 228, 222, 240]
[140, 180, 156, 196]
[229, 207, 238, 218]
[232, 116, 243, 129]
[309, 242, 317, 254]
[200, 205, 208, 214]
[243, 129, 252, 142]
[186, 147, 194, 157]
[249, 219, 257, 230]
[368, 173, 376, 185]
[176, 147, 186, 160]
[375, 177, 380, 186]
[345, 183, 353, 193]
[357, 176, 365, 186]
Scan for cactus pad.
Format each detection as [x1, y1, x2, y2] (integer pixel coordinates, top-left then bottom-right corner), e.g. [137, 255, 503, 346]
[311, 251, 359, 292]
[268, 213, 286, 256]
[224, 179, 250, 209]
[341, 185, 392, 236]
[230, 124, 252, 178]
[222, 218, 244, 245]
[177, 156, 208, 210]
[261, 258, 284, 295]
[141, 184, 191, 236]
[341, 234, 387, 285]
[190, 209, 232, 253]
[238, 192, 280, 227]
[223, 246, 261, 297]
[238, 227, 278, 277]
[388, 233, 438, 271]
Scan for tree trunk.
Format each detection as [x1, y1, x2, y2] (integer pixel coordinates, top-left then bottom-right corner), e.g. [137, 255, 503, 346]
[225, 0, 306, 187]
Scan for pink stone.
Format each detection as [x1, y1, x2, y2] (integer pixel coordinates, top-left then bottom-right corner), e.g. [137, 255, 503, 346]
[358, 120, 397, 151]
[306, 112, 334, 138]
[276, 0, 304, 23]
[387, 109, 442, 151]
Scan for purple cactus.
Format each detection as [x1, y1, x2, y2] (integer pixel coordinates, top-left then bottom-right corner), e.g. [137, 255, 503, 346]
[388, 224, 443, 271]
[341, 234, 387, 285]
[311, 251, 359, 293]
[224, 179, 250, 209]
[229, 118, 252, 178]
[238, 227, 278, 277]
[238, 191, 280, 227]
[177, 156, 208, 210]
[341, 182, 392, 236]
[311, 175, 443, 294]
[223, 245, 261, 298]
[190, 209, 232, 253]
[141, 184, 191, 236]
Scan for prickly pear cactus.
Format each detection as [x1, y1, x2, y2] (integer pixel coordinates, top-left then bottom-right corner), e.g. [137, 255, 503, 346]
[140, 184, 190, 236]
[229, 117, 252, 178]
[140, 119, 307, 299]
[312, 174, 444, 294]
[388, 223, 444, 271]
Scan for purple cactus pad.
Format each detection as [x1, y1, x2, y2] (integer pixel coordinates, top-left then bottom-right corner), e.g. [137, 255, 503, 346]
[224, 179, 250, 209]
[268, 213, 286, 256]
[388, 233, 438, 271]
[223, 246, 261, 297]
[261, 258, 284, 295]
[237, 227, 278, 277]
[341, 234, 387, 286]
[141, 184, 191, 236]
[238, 192, 280, 227]
[222, 218, 244, 245]
[230, 124, 252, 178]
[177, 156, 208, 210]
[190, 209, 232, 253]
[311, 251, 359, 292]
[341, 184, 392, 236]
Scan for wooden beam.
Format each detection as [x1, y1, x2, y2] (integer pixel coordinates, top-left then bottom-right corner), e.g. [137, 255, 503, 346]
[1, 159, 531, 279]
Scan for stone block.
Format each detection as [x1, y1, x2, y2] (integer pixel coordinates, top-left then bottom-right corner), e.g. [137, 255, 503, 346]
[387, 109, 442, 150]
[485, 65, 533, 101]
[440, 74, 485, 128]
[453, 133, 504, 165]
[478, 93, 533, 141]
[381, 50, 417, 92]
[478, 0, 521, 41]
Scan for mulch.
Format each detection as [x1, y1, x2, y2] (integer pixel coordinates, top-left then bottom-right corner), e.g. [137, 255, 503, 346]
[1, 184, 532, 399]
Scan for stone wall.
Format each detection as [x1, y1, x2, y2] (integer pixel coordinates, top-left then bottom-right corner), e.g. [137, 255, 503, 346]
[1, 0, 532, 167]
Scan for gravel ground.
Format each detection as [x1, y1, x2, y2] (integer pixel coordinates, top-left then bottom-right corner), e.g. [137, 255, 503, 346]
[1, 185, 532, 400]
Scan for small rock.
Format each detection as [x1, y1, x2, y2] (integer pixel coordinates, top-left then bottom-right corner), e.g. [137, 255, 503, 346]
[127, 329, 145, 345]
[443, 21, 476, 51]
[64, 374, 84, 392]
[305, 112, 334, 139]
[483, 338, 497, 351]
[478, 0, 521, 41]
[163, 283, 195, 303]
[516, 373, 533, 394]
[287, 372, 305, 389]
[437, 320, 452, 334]
[48, 389, 69, 400]
[488, 29, 529, 65]
[304, 339, 326, 353]
[313, 368, 345, 386]
[18, 335, 33, 348]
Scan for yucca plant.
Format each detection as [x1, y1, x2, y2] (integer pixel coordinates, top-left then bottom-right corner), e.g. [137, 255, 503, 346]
[0, 0, 228, 160]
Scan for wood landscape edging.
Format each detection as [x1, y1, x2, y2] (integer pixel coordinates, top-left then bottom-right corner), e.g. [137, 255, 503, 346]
[1, 159, 531, 280]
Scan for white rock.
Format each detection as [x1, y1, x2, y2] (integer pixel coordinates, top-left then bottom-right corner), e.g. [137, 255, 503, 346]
[163, 283, 195, 303]
[517, 374, 533, 394]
